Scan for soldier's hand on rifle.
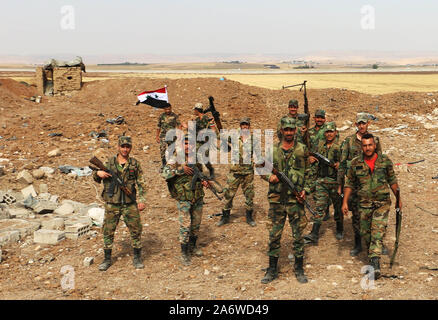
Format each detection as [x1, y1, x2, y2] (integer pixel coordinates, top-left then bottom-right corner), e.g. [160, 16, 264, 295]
[296, 190, 306, 204]
[309, 155, 318, 164]
[97, 170, 112, 179]
[137, 202, 146, 211]
[334, 162, 340, 170]
[201, 180, 210, 188]
[342, 203, 349, 216]
[183, 165, 194, 175]
[269, 174, 280, 184]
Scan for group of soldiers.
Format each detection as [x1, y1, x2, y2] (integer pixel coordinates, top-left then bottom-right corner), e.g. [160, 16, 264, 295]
[92, 98, 402, 284]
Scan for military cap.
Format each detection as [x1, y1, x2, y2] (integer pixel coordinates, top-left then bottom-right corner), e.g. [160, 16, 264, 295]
[325, 122, 336, 131]
[288, 99, 299, 107]
[240, 117, 251, 125]
[193, 103, 204, 111]
[356, 112, 369, 123]
[315, 109, 326, 117]
[118, 135, 132, 146]
[281, 117, 297, 129]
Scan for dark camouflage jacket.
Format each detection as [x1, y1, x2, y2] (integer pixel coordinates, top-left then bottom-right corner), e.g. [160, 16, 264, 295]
[313, 140, 342, 184]
[158, 112, 180, 138]
[345, 153, 397, 204]
[276, 114, 304, 143]
[162, 161, 204, 202]
[262, 142, 310, 204]
[229, 129, 260, 174]
[93, 156, 147, 204]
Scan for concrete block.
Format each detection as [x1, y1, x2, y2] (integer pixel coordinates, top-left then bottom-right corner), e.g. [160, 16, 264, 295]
[17, 170, 33, 184]
[21, 185, 37, 198]
[39, 184, 49, 194]
[0, 219, 41, 239]
[65, 223, 90, 240]
[8, 208, 31, 219]
[54, 203, 74, 215]
[41, 218, 64, 230]
[38, 193, 51, 201]
[0, 230, 21, 245]
[3, 193, 16, 205]
[49, 195, 59, 203]
[33, 201, 57, 214]
[61, 200, 86, 213]
[33, 230, 65, 245]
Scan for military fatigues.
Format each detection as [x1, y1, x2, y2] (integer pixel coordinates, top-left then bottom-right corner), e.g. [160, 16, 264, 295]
[345, 154, 397, 258]
[312, 140, 343, 224]
[162, 161, 205, 245]
[93, 156, 147, 249]
[262, 142, 310, 259]
[157, 111, 181, 165]
[339, 133, 381, 235]
[223, 131, 255, 211]
[277, 115, 305, 143]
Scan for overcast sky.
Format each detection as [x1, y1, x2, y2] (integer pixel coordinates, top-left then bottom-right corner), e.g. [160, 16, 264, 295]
[1, 0, 438, 56]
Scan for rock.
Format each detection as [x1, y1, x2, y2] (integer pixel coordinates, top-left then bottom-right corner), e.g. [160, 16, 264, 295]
[61, 200, 86, 213]
[33, 201, 57, 214]
[204, 269, 210, 275]
[0, 206, 11, 220]
[47, 149, 61, 157]
[39, 167, 55, 175]
[41, 218, 65, 230]
[54, 203, 74, 216]
[8, 208, 31, 219]
[32, 169, 45, 179]
[83, 257, 94, 267]
[0, 230, 21, 246]
[17, 170, 33, 184]
[21, 185, 37, 198]
[327, 265, 344, 271]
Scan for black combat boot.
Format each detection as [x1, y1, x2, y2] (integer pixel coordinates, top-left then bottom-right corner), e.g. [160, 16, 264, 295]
[335, 221, 344, 240]
[99, 249, 112, 271]
[133, 248, 144, 269]
[294, 256, 308, 284]
[370, 257, 381, 279]
[246, 209, 256, 227]
[181, 243, 191, 266]
[303, 223, 321, 245]
[217, 209, 230, 227]
[189, 235, 203, 257]
[261, 256, 278, 284]
[323, 208, 330, 221]
[350, 233, 363, 256]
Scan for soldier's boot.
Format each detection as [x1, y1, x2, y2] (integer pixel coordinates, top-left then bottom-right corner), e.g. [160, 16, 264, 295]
[98, 249, 112, 271]
[322, 208, 330, 221]
[382, 244, 389, 256]
[189, 235, 203, 257]
[303, 223, 321, 245]
[335, 221, 344, 240]
[294, 256, 308, 284]
[180, 243, 191, 266]
[350, 233, 363, 256]
[370, 257, 381, 279]
[261, 256, 278, 284]
[245, 209, 256, 227]
[133, 248, 144, 269]
[216, 209, 230, 227]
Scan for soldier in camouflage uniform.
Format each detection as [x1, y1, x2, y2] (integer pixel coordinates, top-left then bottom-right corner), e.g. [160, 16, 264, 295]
[93, 135, 148, 271]
[162, 134, 210, 266]
[277, 99, 305, 143]
[217, 117, 258, 227]
[193, 103, 217, 178]
[156, 104, 181, 169]
[338, 112, 382, 257]
[342, 133, 401, 279]
[260, 118, 311, 284]
[304, 122, 343, 245]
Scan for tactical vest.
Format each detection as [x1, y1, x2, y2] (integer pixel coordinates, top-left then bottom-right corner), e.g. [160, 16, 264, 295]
[168, 164, 205, 202]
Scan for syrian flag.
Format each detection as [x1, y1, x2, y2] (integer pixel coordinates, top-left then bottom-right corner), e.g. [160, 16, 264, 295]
[136, 86, 170, 108]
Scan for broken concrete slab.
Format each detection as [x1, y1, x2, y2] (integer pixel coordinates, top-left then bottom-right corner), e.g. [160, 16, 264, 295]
[38, 193, 51, 201]
[8, 208, 32, 219]
[88, 207, 105, 226]
[17, 170, 34, 184]
[32, 201, 57, 214]
[33, 229, 65, 245]
[54, 202, 74, 215]
[0, 206, 11, 220]
[21, 185, 37, 198]
[0, 219, 41, 239]
[49, 195, 59, 203]
[60, 200, 86, 213]
[41, 218, 64, 230]
[0, 230, 20, 246]
[39, 184, 49, 194]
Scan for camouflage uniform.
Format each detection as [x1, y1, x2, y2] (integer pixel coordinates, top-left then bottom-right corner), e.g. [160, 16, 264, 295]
[157, 111, 181, 165]
[162, 161, 205, 245]
[93, 154, 147, 250]
[344, 153, 398, 258]
[338, 130, 381, 236]
[276, 99, 305, 143]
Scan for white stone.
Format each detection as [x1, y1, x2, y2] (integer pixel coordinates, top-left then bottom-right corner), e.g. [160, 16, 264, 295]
[83, 257, 94, 267]
[88, 207, 105, 226]
[326, 265, 344, 271]
[54, 203, 74, 215]
[47, 149, 61, 157]
[17, 170, 33, 184]
[39, 167, 55, 175]
[39, 184, 49, 194]
[32, 169, 45, 179]
[21, 185, 37, 198]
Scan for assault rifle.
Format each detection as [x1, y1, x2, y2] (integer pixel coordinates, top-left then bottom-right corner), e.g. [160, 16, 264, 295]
[188, 164, 223, 201]
[89, 156, 136, 202]
[310, 152, 344, 200]
[203, 96, 223, 131]
[390, 188, 402, 268]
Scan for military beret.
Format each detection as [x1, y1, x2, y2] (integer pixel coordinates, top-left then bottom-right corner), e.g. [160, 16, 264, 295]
[315, 109, 326, 117]
[325, 122, 336, 131]
[118, 135, 132, 146]
[356, 112, 369, 123]
[281, 117, 297, 129]
[288, 99, 299, 107]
